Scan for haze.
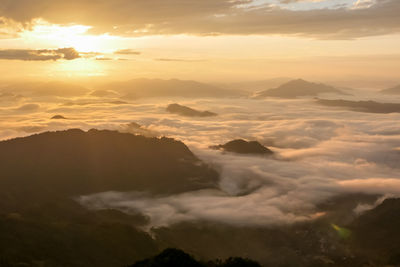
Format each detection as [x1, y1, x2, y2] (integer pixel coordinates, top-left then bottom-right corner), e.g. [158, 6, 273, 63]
[1, 1, 400, 266]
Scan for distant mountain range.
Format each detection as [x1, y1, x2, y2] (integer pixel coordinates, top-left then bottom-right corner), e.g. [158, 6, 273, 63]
[254, 79, 346, 98]
[381, 84, 400, 94]
[4, 78, 400, 100]
[217, 77, 292, 92]
[102, 78, 242, 99]
[316, 99, 400, 113]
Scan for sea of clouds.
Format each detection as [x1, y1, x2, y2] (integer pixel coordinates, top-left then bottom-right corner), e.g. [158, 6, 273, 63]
[1, 85, 400, 228]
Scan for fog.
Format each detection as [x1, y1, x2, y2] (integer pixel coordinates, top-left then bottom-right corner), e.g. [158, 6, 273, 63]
[1, 80, 400, 229]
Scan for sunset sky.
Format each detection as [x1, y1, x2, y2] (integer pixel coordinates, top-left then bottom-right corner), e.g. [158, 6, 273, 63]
[2, 2, 400, 265]
[0, 0, 399, 84]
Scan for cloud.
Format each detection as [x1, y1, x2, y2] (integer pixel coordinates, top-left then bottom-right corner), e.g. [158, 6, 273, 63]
[114, 49, 141, 55]
[0, 16, 23, 38]
[14, 103, 40, 112]
[352, 0, 376, 10]
[279, 0, 327, 3]
[119, 122, 160, 137]
[78, 188, 326, 229]
[0, 0, 400, 38]
[0, 47, 80, 61]
[95, 57, 113, 61]
[339, 178, 400, 195]
[17, 125, 46, 133]
[154, 58, 205, 62]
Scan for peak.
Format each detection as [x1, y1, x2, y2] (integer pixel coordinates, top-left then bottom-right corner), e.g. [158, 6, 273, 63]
[285, 79, 312, 85]
[51, 115, 67, 120]
[256, 78, 342, 98]
[167, 103, 217, 117]
[211, 139, 273, 155]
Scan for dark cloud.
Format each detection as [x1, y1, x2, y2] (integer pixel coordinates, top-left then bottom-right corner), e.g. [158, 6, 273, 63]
[0, 0, 399, 38]
[0, 47, 80, 61]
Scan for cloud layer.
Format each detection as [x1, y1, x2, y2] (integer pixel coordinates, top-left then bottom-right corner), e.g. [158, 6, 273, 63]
[2, 82, 399, 228]
[0, 47, 80, 61]
[1, 0, 400, 38]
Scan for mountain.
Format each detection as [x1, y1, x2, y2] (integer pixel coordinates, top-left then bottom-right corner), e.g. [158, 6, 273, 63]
[129, 248, 261, 267]
[0, 129, 218, 197]
[316, 99, 400, 113]
[255, 79, 345, 98]
[0, 204, 158, 267]
[350, 198, 400, 266]
[51, 114, 67, 119]
[167, 103, 217, 117]
[211, 139, 273, 155]
[1, 129, 398, 267]
[0, 129, 220, 266]
[381, 84, 400, 94]
[102, 78, 241, 99]
[217, 77, 292, 92]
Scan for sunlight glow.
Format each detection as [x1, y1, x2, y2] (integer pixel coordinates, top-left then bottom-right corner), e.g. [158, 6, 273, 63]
[21, 20, 119, 53]
[54, 58, 107, 77]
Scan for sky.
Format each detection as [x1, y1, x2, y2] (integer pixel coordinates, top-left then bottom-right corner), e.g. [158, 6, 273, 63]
[0, 0, 400, 84]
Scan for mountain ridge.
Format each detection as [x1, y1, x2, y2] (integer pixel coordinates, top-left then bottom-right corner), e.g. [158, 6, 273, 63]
[255, 79, 346, 98]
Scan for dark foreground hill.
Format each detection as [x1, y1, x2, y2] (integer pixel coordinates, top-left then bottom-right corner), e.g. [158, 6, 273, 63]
[350, 198, 400, 266]
[255, 79, 345, 98]
[0, 129, 218, 198]
[129, 248, 261, 267]
[211, 139, 273, 155]
[1, 130, 400, 267]
[0, 129, 218, 266]
[167, 103, 217, 117]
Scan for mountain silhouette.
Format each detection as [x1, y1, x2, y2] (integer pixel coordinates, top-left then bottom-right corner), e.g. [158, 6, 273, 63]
[381, 84, 400, 94]
[217, 77, 292, 92]
[350, 198, 400, 266]
[167, 103, 217, 117]
[211, 139, 273, 155]
[255, 79, 345, 98]
[102, 78, 238, 99]
[0, 129, 218, 197]
[129, 248, 261, 267]
[51, 114, 67, 119]
[316, 98, 400, 113]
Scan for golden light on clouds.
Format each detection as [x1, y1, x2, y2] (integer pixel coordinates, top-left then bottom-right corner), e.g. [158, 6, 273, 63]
[53, 58, 107, 77]
[0, 1, 399, 83]
[21, 20, 120, 53]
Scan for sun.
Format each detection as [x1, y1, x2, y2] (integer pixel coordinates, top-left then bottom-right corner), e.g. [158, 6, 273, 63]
[21, 20, 118, 53]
